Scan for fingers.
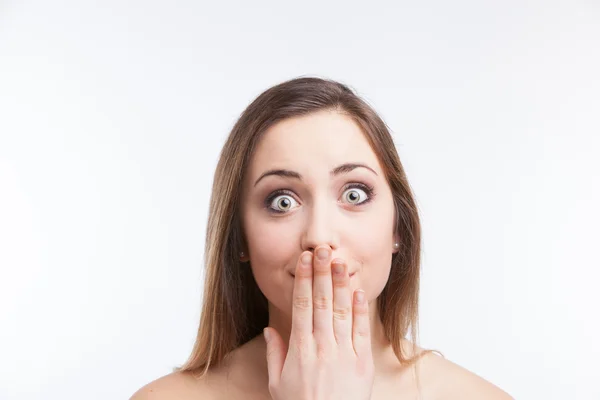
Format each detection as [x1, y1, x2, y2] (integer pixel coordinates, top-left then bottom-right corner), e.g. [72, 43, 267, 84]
[331, 259, 353, 344]
[264, 327, 285, 387]
[290, 246, 371, 362]
[291, 251, 314, 339]
[312, 246, 334, 339]
[352, 289, 372, 359]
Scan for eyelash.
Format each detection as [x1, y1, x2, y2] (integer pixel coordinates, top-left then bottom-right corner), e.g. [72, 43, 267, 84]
[264, 183, 376, 214]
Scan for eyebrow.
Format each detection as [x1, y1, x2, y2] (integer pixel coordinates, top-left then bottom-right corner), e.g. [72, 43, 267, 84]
[253, 163, 378, 187]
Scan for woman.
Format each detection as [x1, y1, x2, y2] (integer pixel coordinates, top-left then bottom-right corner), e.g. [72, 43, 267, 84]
[131, 77, 512, 399]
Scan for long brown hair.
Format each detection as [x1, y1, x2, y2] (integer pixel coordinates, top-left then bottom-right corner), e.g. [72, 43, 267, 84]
[177, 76, 434, 377]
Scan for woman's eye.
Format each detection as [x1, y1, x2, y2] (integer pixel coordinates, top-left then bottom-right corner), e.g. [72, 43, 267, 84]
[341, 187, 370, 205]
[268, 194, 299, 213]
[265, 184, 374, 214]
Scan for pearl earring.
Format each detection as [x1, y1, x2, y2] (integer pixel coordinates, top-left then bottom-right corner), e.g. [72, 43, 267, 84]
[394, 242, 399, 249]
[240, 251, 245, 259]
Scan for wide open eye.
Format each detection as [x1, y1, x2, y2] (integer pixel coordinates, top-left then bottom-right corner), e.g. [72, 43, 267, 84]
[340, 183, 374, 205]
[266, 192, 300, 214]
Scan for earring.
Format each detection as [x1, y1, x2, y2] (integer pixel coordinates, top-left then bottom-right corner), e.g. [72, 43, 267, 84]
[394, 242, 399, 249]
[240, 251, 246, 261]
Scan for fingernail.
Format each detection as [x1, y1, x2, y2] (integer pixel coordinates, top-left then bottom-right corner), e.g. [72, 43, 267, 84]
[263, 328, 271, 343]
[316, 247, 330, 260]
[355, 290, 365, 303]
[301, 253, 312, 266]
[332, 261, 344, 275]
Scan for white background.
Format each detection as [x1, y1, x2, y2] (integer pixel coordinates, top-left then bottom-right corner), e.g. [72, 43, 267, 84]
[1, 1, 599, 399]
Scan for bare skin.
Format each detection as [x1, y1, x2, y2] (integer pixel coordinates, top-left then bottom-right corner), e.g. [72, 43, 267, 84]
[130, 250, 512, 399]
[129, 331, 513, 400]
[130, 111, 513, 399]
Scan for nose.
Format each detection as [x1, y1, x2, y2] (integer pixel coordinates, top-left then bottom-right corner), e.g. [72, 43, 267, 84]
[300, 200, 339, 252]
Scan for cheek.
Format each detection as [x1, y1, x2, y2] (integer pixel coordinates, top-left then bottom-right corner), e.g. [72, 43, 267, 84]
[347, 206, 395, 297]
[349, 247, 393, 304]
[350, 202, 394, 255]
[245, 214, 298, 266]
[243, 213, 299, 305]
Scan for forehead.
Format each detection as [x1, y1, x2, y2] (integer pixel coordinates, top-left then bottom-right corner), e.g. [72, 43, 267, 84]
[248, 110, 383, 179]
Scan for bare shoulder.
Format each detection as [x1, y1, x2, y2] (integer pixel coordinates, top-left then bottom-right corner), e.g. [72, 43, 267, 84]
[414, 349, 514, 400]
[129, 370, 218, 400]
[129, 337, 269, 400]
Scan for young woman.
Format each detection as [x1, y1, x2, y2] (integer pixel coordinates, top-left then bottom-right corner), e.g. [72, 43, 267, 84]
[131, 77, 512, 399]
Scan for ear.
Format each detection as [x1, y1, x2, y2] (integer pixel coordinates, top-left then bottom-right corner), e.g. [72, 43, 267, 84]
[238, 231, 250, 262]
[236, 218, 250, 262]
[392, 235, 401, 254]
[239, 249, 250, 262]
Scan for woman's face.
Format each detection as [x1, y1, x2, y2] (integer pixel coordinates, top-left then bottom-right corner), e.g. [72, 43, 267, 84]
[241, 110, 399, 317]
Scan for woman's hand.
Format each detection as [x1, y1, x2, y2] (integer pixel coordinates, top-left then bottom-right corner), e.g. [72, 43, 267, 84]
[263, 246, 375, 400]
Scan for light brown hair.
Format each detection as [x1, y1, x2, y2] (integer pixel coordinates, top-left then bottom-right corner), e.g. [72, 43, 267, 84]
[177, 76, 434, 377]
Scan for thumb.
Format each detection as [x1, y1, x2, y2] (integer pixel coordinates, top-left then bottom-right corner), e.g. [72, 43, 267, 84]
[263, 327, 285, 387]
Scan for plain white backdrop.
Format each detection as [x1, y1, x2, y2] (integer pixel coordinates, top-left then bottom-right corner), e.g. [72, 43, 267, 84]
[1, 1, 599, 399]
